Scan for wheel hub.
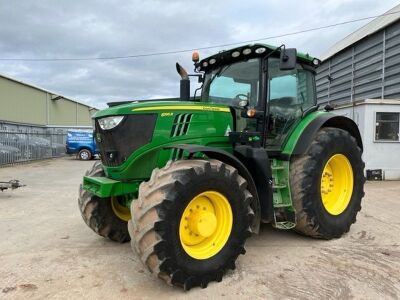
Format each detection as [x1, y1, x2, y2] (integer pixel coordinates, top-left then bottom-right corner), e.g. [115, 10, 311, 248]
[320, 154, 354, 215]
[187, 211, 217, 238]
[179, 191, 233, 260]
[111, 197, 131, 222]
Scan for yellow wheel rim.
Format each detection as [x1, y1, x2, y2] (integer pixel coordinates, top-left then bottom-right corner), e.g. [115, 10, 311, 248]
[320, 154, 354, 215]
[179, 191, 233, 260]
[111, 197, 131, 222]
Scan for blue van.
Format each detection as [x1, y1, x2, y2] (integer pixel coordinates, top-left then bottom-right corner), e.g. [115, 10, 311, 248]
[66, 130, 98, 160]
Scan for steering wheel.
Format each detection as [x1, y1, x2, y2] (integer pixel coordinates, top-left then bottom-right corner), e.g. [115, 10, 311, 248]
[233, 94, 249, 106]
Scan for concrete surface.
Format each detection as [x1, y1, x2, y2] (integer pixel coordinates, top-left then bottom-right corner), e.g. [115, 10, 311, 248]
[0, 157, 399, 300]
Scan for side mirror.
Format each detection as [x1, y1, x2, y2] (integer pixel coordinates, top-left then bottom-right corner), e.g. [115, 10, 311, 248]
[279, 48, 297, 70]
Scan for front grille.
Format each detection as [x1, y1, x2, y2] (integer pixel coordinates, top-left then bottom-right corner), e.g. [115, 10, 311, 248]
[95, 114, 157, 166]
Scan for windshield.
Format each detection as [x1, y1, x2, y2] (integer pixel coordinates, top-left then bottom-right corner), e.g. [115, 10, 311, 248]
[201, 58, 260, 107]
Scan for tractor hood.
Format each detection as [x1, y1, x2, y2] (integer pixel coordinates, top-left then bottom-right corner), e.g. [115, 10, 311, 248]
[93, 101, 230, 119]
[92, 100, 234, 173]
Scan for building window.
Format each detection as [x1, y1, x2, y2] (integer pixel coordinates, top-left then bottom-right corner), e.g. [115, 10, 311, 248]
[375, 112, 399, 141]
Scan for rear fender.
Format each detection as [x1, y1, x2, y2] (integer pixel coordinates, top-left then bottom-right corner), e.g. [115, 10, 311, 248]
[284, 113, 363, 157]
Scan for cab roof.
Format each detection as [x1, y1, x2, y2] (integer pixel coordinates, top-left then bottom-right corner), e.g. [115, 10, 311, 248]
[196, 43, 318, 72]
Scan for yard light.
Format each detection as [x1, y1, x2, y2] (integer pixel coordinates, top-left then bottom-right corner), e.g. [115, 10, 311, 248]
[209, 58, 216, 65]
[202, 61, 208, 67]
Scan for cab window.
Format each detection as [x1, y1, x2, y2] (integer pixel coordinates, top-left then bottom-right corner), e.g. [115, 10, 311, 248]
[267, 58, 316, 148]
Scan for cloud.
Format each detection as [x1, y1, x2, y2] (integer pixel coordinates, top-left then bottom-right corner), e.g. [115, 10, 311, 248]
[0, 0, 398, 108]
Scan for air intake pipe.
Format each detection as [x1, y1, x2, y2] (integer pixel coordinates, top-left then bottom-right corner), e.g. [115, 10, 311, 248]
[176, 63, 190, 101]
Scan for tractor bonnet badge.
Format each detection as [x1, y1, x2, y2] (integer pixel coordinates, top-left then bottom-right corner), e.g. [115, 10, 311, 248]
[224, 125, 231, 136]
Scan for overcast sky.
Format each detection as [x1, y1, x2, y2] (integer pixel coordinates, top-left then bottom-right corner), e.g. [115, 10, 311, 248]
[0, 0, 399, 108]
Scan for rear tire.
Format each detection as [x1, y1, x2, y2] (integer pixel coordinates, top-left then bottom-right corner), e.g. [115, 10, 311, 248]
[128, 159, 253, 290]
[78, 149, 92, 160]
[78, 162, 130, 243]
[290, 127, 365, 239]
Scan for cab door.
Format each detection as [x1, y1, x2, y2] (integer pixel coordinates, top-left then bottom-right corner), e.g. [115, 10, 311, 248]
[265, 58, 316, 150]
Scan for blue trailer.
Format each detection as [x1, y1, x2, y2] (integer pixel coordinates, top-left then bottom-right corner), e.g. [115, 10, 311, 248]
[66, 130, 98, 160]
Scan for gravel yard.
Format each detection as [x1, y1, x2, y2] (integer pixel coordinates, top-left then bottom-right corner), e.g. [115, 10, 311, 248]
[0, 157, 399, 299]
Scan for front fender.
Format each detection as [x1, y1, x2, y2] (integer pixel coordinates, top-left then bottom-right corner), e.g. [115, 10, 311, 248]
[165, 144, 261, 234]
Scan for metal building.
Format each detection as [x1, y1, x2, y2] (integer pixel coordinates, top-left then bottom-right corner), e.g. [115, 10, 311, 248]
[316, 5, 400, 180]
[316, 5, 400, 105]
[0, 73, 96, 126]
[0, 73, 97, 165]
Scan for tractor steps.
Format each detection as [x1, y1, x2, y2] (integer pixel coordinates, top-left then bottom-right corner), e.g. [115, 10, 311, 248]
[271, 159, 296, 229]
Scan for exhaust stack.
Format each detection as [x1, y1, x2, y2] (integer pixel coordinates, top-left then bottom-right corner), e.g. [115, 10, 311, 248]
[176, 63, 190, 101]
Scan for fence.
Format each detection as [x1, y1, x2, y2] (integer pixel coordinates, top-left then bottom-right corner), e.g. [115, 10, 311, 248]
[0, 122, 91, 166]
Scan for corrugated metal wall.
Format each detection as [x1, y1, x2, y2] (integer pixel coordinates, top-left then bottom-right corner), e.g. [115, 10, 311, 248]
[316, 20, 400, 105]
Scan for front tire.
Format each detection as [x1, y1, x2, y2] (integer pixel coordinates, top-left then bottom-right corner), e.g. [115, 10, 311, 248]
[290, 127, 365, 239]
[78, 162, 130, 243]
[128, 159, 253, 290]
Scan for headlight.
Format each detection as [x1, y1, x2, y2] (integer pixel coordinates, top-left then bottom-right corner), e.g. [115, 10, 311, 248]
[242, 48, 252, 55]
[255, 47, 266, 54]
[232, 51, 240, 58]
[98, 116, 124, 130]
[312, 58, 320, 66]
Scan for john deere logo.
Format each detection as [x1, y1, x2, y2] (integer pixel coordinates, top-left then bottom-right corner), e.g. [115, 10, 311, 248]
[96, 133, 102, 142]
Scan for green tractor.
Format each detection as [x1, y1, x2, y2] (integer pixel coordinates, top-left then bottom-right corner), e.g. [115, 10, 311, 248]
[79, 43, 365, 290]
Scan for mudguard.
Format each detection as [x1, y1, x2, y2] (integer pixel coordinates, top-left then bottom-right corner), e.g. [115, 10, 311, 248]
[164, 144, 261, 233]
[284, 113, 363, 157]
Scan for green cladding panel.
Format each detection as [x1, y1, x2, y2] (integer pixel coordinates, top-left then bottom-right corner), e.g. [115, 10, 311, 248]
[0, 77, 47, 125]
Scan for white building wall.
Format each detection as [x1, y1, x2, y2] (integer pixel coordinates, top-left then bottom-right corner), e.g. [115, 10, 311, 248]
[333, 100, 400, 180]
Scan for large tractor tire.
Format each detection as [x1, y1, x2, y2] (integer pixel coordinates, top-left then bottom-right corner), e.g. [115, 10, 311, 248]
[78, 161, 131, 243]
[128, 159, 253, 290]
[290, 127, 365, 239]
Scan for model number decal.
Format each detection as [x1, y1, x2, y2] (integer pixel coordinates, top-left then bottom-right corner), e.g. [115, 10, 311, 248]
[161, 112, 174, 117]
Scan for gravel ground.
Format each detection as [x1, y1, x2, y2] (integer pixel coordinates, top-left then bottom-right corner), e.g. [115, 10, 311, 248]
[0, 157, 399, 299]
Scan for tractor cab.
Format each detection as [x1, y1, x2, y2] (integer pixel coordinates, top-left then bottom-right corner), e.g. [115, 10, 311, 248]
[195, 44, 319, 151]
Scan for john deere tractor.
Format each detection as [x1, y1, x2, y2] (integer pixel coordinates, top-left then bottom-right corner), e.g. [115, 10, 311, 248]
[79, 44, 365, 290]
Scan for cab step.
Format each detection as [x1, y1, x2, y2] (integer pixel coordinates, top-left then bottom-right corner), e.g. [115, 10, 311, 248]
[271, 159, 296, 229]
